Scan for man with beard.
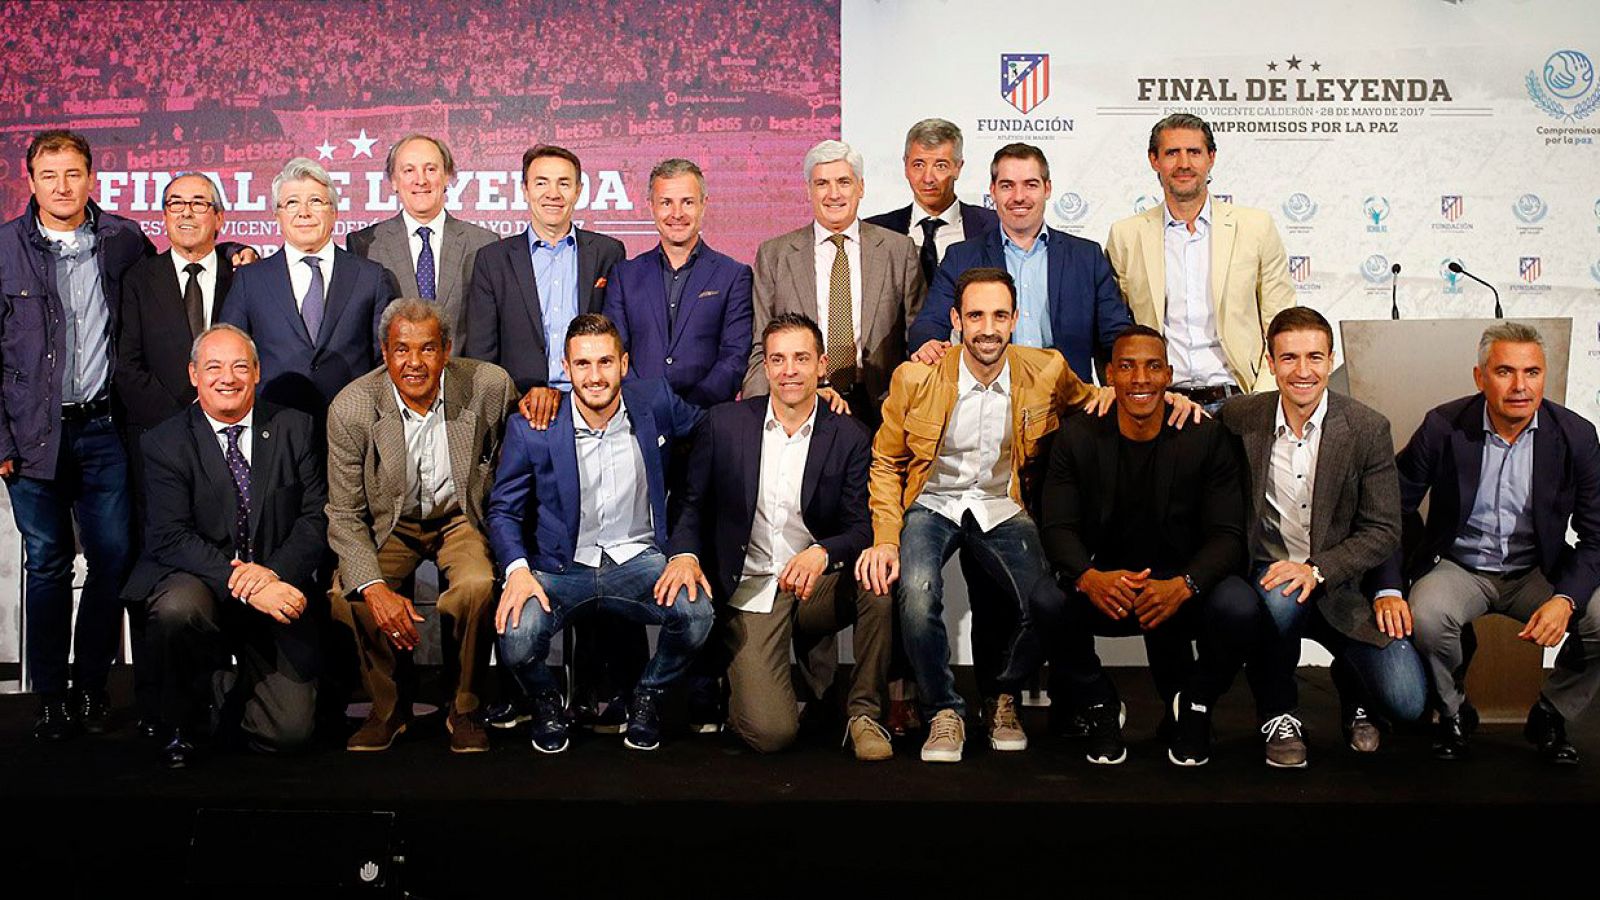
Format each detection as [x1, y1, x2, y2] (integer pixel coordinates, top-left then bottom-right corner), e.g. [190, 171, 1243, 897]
[489, 314, 708, 753]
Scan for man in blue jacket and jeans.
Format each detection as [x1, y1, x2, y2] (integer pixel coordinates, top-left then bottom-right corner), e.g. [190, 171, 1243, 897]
[0, 130, 155, 739]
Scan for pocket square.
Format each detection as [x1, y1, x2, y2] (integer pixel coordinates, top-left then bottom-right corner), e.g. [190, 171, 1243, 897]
[657, 435, 667, 447]
[594, 276, 608, 289]
[697, 289, 720, 298]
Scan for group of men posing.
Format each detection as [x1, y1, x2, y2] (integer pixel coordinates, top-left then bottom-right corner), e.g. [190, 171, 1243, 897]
[4, 113, 1597, 770]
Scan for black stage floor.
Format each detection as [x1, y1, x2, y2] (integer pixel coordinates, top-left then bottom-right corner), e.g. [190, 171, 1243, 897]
[3, 666, 1596, 898]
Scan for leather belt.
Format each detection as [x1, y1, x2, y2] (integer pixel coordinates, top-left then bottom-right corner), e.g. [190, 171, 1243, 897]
[1171, 384, 1243, 406]
[61, 395, 112, 423]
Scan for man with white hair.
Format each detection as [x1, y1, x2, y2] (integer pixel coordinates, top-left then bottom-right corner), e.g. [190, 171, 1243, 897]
[743, 139, 923, 430]
[222, 157, 396, 421]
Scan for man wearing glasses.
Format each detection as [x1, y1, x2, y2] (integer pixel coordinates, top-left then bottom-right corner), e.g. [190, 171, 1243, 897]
[222, 158, 396, 423]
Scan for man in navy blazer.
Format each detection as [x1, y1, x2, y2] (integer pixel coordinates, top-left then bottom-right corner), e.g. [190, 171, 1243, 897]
[908, 143, 1130, 380]
[488, 313, 709, 753]
[221, 158, 395, 421]
[656, 314, 891, 759]
[465, 144, 626, 426]
[602, 158, 752, 409]
[864, 118, 999, 288]
[1377, 322, 1600, 764]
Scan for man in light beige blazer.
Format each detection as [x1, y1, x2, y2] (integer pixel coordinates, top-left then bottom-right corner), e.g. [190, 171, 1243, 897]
[744, 139, 924, 429]
[326, 298, 517, 754]
[1105, 114, 1295, 403]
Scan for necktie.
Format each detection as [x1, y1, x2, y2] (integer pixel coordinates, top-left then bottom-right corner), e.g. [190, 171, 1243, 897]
[222, 424, 252, 561]
[825, 233, 855, 392]
[300, 256, 325, 342]
[182, 262, 205, 338]
[415, 225, 436, 300]
[918, 217, 945, 287]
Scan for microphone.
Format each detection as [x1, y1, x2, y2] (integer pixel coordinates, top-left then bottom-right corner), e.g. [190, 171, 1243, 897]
[1389, 262, 1402, 320]
[1447, 261, 1502, 319]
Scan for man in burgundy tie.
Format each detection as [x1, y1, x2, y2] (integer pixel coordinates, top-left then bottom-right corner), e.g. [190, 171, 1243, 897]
[123, 324, 329, 767]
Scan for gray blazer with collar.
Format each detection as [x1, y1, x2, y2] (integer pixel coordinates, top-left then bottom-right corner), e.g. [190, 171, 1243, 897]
[1218, 389, 1402, 646]
[346, 212, 498, 340]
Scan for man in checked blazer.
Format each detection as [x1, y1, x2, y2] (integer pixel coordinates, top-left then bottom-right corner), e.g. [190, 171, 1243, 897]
[1218, 307, 1416, 768]
[346, 134, 498, 344]
[326, 298, 517, 754]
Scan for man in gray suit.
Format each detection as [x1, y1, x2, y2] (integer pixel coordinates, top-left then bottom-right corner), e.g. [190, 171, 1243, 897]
[346, 135, 497, 342]
[326, 298, 517, 753]
[1218, 307, 1420, 767]
[744, 139, 923, 429]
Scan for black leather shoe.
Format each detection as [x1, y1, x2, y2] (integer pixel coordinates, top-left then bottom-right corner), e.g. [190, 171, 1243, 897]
[1524, 698, 1580, 766]
[76, 689, 111, 735]
[33, 695, 79, 741]
[1433, 713, 1470, 761]
[163, 730, 197, 769]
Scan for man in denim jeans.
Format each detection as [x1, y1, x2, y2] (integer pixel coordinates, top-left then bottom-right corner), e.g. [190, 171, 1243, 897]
[487, 313, 709, 753]
[1218, 307, 1417, 768]
[0, 130, 155, 740]
[856, 267, 1106, 763]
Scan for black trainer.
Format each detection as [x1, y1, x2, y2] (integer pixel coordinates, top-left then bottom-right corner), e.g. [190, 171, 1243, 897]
[624, 687, 663, 751]
[76, 688, 111, 735]
[482, 699, 533, 731]
[33, 694, 78, 741]
[528, 689, 570, 754]
[1524, 697, 1580, 766]
[1084, 701, 1128, 765]
[1167, 693, 1212, 767]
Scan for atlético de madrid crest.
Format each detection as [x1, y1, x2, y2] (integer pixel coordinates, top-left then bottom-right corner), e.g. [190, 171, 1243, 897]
[1001, 53, 1051, 114]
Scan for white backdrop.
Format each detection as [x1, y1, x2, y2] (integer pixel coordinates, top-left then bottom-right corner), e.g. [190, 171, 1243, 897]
[843, 0, 1600, 664]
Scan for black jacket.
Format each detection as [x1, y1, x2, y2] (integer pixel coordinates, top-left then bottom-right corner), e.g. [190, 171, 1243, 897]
[116, 249, 236, 429]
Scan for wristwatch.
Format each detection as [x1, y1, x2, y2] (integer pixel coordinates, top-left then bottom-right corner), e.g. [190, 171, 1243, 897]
[1308, 562, 1326, 586]
[1181, 574, 1199, 598]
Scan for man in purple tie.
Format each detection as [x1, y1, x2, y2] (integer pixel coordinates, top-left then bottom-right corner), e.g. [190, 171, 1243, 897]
[221, 158, 395, 422]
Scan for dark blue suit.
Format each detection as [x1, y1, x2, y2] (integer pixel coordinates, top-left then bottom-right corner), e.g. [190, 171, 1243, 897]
[908, 226, 1130, 378]
[487, 378, 709, 700]
[221, 247, 395, 420]
[602, 242, 753, 408]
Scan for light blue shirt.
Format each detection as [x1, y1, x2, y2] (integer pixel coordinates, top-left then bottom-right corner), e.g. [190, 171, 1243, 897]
[39, 219, 111, 403]
[571, 394, 655, 567]
[1001, 226, 1052, 349]
[1452, 409, 1539, 573]
[528, 228, 579, 390]
[1162, 199, 1232, 388]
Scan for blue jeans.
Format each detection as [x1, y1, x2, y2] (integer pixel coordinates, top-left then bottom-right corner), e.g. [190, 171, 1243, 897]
[1251, 565, 1428, 722]
[498, 549, 713, 696]
[898, 506, 1056, 717]
[6, 413, 133, 695]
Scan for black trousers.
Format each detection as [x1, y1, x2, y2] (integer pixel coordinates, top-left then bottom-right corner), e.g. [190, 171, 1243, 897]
[145, 572, 319, 752]
[1041, 574, 1262, 714]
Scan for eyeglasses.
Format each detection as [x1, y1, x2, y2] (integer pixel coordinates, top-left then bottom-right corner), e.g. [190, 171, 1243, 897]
[164, 198, 218, 214]
[276, 196, 333, 214]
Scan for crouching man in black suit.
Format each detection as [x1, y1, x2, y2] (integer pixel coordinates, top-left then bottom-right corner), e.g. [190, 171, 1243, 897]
[123, 324, 329, 767]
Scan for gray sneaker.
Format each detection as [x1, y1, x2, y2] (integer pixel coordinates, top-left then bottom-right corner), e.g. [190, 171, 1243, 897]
[1262, 712, 1308, 768]
[984, 693, 1028, 751]
[921, 709, 966, 763]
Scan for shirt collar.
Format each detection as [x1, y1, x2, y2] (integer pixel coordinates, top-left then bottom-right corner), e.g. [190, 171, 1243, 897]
[813, 218, 861, 246]
[283, 240, 335, 269]
[913, 199, 962, 231]
[1164, 196, 1212, 231]
[171, 248, 217, 279]
[656, 239, 704, 272]
[203, 408, 254, 436]
[401, 209, 446, 237]
[1274, 390, 1329, 438]
[573, 391, 627, 436]
[1000, 224, 1048, 253]
[763, 396, 819, 437]
[958, 352, 1010, 395]
[528, 226, 576, 252]
[390, 370, 446, 421]
[1481, 405, 1539, 440]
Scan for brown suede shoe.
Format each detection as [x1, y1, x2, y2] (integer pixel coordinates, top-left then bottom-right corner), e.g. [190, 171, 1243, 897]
[447, 709, 490, 754]
[847, 714, 894, 761]
[347, 715, 408, 752]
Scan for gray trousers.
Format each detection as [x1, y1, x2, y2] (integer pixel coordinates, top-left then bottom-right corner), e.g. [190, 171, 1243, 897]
[723, 572, 892, 753]
[1409, 559, 1600, 720]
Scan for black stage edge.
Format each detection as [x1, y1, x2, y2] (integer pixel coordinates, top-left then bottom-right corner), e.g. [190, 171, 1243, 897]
[3, 666, 1597, 898]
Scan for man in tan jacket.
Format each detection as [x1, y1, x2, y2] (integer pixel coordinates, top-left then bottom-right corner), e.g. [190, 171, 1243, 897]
[326, 298, 517, 753]
[856, 266, 1105, 764]
[1105, 114, 1295, 403]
